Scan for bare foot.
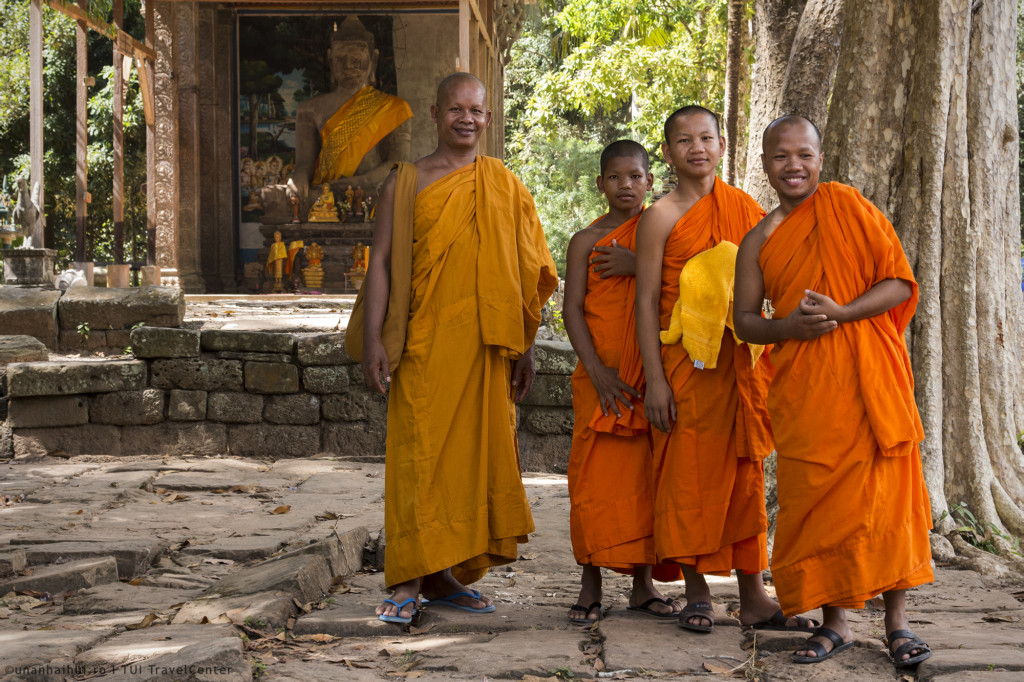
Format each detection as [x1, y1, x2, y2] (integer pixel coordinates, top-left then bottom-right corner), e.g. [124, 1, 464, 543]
[569, 565, 603, 622]
[794, 607, 851, 659]
[421, 569, 492, 610]
[628, 565, 680, 616]
[376, 578, 419, 620]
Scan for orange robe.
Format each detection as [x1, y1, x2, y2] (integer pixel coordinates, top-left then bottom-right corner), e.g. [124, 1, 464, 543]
[569, 215, 681, 582]
[652, 179, 774, 575]
[384, 157, 559, 588]
[313, 86, 413, 184]
[759, 182, 933, 616]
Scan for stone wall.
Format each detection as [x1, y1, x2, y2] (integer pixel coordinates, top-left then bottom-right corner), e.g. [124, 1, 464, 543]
[0, 330, 577, 472]
[0, 286, 185, 352]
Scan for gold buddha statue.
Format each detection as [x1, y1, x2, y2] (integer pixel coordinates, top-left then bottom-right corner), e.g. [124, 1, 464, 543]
[307, 184, 339, 223]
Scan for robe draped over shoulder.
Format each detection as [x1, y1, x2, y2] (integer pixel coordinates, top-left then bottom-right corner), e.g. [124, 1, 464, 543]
[568, 215, 680, 581]
[383, 157, 558, 589]
[651, 179, 774, 576]
[313, 86, 413, 184]
[759, 181, 932, 616]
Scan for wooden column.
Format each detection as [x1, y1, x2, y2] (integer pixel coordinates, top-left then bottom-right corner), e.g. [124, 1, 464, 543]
[75, 0, 88, 261]
[113, 0, 124, 264]
[29, 0, 44, 247]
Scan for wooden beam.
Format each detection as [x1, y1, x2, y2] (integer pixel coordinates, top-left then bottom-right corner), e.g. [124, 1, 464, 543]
[467, 0, 491, 49]
[45, 0, 156, 61]
[29, 0, 44, 247]
[75, 0, 87, 262]
[458, 0, 470, 72]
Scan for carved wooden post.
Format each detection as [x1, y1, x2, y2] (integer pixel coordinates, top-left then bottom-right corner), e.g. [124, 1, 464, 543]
[75, 0, 88, 263]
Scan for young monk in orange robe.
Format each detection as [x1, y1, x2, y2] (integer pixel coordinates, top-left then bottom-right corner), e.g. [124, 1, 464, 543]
[734, 115, 933, 668]
[636, 106, 817, 634]
[358, 73, 558, 624]
[563, 140, 683, 624]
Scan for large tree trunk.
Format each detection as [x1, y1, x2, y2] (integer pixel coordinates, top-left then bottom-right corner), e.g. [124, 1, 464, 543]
[723, 0, 745, 185]
[822, 0, 1024, 568]
[742, 0, 844, 208]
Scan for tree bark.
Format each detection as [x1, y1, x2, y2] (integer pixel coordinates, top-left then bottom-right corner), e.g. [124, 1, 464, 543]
[723, 0, 745, 185]
[742, 0, 843, 209]
[822, 0, 1024, 565]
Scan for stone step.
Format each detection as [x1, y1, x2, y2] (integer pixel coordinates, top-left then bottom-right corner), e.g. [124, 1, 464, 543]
[0, 547, 27, 578]
[0, 555, 119, 595]
[13, 539, 166, 579]
[6, 359, 147, 397]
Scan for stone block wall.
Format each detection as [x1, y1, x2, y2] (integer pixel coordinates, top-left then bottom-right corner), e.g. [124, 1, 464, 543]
[0, 285, 185, 352]
[0, 331, 577, 472]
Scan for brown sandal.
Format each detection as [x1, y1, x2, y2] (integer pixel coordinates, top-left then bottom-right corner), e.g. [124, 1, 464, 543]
[678, 600, 715, 633]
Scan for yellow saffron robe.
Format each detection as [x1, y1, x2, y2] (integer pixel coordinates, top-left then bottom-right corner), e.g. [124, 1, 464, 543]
[313, 86, 413, 184]
[383, 156, 559, 588]
[760, 182, 933, 616]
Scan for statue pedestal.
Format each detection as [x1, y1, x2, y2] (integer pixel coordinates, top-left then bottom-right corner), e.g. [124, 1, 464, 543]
[107, 264, 132, 288]
[255, 222, 374, 293]
[2, 248, 57, 286]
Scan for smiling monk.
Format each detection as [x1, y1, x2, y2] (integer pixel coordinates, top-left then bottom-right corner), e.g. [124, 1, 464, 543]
[354, 73, 559, 624]
[635, 106, 814, 635]
[733, 114, 933, 669]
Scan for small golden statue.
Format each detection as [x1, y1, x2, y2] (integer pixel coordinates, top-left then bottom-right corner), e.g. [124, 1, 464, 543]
[307, 183, 339, 222]
[265, 230, 288, 292]
[348, 242, 369, 291]
[302, 242, 325, 290]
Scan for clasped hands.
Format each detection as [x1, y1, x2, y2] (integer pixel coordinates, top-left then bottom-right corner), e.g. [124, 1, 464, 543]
[784, 289, 843, 339]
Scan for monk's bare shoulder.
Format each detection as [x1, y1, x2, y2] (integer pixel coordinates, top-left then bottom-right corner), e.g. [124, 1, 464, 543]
[746, 208, 786, 244]
[568, 224, 609, 255]
[637, 196, 681, 240]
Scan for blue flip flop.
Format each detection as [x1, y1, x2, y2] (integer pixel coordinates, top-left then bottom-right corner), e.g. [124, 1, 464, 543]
[421, 589, 496, 613]
[378, 597, 418, 624]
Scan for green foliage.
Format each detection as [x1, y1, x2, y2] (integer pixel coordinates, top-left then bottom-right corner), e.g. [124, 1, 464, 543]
[939, 501, 1023, 557]
[525, 0, 728, 149]
[76, 321, 90, 341]
[0, 0, 148, 269]
[505, 1, 729, 274]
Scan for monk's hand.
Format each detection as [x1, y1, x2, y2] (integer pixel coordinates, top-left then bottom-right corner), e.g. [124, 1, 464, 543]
[589, 364, 640, 418]
[362, 341, 391, 394]
[590, 240, 636, 278]
[511, 349, 536, 403]
[782, 299, 838, 340]
[799, 289, 846, 322]
[643, 380, 676, 433]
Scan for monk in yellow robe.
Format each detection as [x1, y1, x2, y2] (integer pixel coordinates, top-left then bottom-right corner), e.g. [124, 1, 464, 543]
[358, 73, 558, 624]
[637, 106, 817, 634]
[563, 141, 683, 624]
[734, 115, 933, 668]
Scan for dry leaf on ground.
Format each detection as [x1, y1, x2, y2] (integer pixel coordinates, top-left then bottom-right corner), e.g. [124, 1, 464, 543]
[125, 613, 159, 630]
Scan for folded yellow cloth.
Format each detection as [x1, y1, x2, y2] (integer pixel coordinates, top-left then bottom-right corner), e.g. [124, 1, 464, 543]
[659, 240, 764, 369]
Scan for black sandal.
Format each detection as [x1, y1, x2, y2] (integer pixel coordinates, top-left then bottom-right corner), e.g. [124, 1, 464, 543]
[568, 601, 603, 625]
[792, 626, 854, 664]
[748, 609, 820, 632]
[886, 629, 932, 668]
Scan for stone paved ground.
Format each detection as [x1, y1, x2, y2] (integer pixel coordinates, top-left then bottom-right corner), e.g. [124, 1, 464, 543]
[1, 454, 1023, 682]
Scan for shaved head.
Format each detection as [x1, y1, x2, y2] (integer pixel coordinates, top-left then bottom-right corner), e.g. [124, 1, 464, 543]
[600, 140, 649, 174]
[436, 72, 486, 107]
[664, 105, 721, 141]
[762, 114, 822, 153]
